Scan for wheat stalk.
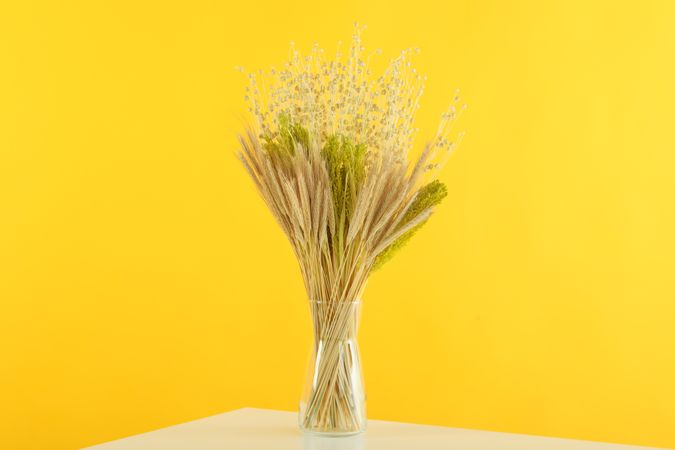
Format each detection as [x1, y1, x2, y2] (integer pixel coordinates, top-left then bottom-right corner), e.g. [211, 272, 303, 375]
[237, 24, 464, 434]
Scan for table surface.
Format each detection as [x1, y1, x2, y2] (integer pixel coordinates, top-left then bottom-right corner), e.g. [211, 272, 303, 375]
[83, 408, 663, 450]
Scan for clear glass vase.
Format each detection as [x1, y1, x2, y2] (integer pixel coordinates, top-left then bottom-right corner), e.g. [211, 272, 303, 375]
[299, 300, 366, 436]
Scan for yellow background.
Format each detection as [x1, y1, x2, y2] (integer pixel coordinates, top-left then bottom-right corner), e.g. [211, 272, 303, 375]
[2, 1, 674, 449]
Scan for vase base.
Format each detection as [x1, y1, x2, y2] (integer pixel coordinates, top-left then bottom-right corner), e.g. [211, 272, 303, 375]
[301, 429, 365, 437]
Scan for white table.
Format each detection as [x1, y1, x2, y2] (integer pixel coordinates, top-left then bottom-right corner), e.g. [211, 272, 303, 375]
[83, 408, 661, 450]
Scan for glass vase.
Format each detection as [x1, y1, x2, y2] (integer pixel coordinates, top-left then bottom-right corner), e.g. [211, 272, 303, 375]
[299, 300, 366, 436]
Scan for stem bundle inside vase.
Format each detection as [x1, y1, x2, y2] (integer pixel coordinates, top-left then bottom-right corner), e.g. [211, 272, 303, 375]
[302, 300, 364, 433]
[237, 25, 463, 435]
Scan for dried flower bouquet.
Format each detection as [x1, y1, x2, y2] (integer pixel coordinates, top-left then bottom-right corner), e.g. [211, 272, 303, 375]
[237, 26, 463, 435]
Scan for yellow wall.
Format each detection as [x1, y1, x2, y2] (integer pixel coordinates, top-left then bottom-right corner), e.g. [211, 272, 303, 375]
[2, 1, 674, 449]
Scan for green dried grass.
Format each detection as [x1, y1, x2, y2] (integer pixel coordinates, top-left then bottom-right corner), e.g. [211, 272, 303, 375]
[372, 180, 448, 270]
